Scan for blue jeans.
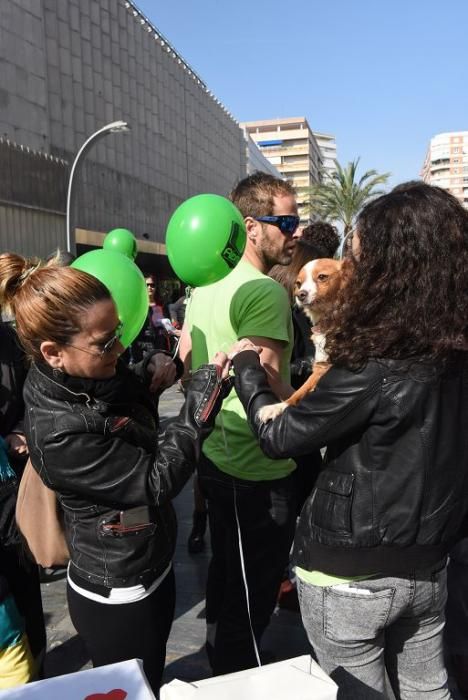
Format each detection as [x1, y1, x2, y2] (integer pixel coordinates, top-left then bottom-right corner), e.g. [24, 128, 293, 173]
[298, 565, 451, 699]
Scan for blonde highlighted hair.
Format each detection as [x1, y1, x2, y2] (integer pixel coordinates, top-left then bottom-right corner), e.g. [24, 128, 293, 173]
[0, 253, 111, 361]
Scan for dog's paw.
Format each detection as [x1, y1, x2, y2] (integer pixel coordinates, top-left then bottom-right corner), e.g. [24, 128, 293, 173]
[258, 402, 288, 423]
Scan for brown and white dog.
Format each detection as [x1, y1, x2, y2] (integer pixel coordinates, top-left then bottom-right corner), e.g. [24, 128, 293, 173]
[259, 258, 345, 422]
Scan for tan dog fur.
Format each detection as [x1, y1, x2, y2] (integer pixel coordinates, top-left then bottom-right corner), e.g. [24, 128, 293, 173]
[258, 258, 345, 423]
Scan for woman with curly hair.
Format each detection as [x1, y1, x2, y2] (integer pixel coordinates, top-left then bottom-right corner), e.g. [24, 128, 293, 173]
[226, 182, 468, 698]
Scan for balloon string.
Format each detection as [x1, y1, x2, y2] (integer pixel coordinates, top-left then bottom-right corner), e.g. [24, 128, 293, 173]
[220, 414, 262, 668]
[171, 286, 192, 360]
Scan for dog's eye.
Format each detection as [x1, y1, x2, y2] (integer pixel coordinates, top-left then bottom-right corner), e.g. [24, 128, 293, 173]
[317, 274, 329, 282]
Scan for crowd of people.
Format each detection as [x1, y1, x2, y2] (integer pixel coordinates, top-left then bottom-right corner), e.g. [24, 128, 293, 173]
[0, 172, 467, 700]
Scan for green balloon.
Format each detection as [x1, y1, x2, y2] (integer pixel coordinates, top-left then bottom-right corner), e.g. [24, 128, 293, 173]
[72, 249, 147, 347]
[104, 228, 138, 260]
[166, 194, 246, 287]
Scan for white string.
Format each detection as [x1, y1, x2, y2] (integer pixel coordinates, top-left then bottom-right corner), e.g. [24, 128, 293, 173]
[171, 287, 193, 361]
[220, 413, 262, 668]
[184, 285, 261, 666]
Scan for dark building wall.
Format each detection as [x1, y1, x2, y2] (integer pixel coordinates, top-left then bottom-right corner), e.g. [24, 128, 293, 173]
[0, 0, 246, 256]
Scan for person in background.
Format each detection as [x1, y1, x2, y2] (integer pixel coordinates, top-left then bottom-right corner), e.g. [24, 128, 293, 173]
[0, 253, 230, 693]
[45, 249, 76, 267]
[300, 220, 341, 258]
[168, 288, 187, 330]
[446, 540, 468, 695]
[126, 272, 173, 363]
[0, 318, 42, 687]
[0, 573, 36, 688]
[228, 182, 468, 698]
[0, 266, 46, 684]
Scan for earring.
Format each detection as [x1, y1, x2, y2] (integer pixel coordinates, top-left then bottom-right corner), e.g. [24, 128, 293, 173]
[52, 367, 64, 378]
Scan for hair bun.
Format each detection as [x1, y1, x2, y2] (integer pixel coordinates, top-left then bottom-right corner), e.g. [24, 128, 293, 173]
[0, 253, 42, 311]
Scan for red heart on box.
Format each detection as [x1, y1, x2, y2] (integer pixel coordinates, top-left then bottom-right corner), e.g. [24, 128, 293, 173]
[84, 690, 127, 700]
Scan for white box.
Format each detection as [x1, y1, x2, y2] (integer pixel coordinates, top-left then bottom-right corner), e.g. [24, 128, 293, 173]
[160, 655, 337, 700]
[0, 658, 155, 699]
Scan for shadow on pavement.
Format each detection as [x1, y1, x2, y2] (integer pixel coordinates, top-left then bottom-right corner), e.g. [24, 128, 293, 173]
[44, 634, 90, 678]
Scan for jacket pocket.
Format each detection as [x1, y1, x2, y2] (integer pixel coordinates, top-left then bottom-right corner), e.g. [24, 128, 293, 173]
[310, 470, 354, 534]
[98, 511, 157, 538]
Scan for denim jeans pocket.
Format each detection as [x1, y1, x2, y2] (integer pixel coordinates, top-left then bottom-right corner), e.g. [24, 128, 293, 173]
[324, 584, 396, 642]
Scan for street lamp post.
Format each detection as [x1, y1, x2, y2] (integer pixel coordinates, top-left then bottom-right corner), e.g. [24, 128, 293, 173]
[65, 120, 130, 253]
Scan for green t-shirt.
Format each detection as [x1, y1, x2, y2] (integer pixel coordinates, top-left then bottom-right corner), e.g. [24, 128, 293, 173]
[295, 567, 374, 587]
[186, 259, 295, 480]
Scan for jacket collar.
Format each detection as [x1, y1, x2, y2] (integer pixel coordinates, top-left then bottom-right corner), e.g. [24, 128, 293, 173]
[28, 361, 153, 411]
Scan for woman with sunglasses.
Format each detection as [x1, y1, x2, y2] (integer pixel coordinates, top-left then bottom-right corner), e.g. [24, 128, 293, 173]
[125, 272, 179, 364]
[227, 183, 468, 698]
[0, 253, 230, 693]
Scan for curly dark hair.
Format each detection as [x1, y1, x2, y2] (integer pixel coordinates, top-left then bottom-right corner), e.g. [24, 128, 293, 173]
[301, 221, 340, 258]
[323, 182, 468, 368]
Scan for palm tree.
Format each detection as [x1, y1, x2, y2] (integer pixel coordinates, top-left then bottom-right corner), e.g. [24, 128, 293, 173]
[306, 158, 390, 239]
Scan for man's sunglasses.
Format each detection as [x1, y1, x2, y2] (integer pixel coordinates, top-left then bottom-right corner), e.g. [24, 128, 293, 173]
[254, 215, 300, 236]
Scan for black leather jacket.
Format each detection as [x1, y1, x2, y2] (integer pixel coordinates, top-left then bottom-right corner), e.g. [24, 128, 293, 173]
[0, 322, 27, 438]
[233, 351, 468, 576]
[24, 361, 228, 589]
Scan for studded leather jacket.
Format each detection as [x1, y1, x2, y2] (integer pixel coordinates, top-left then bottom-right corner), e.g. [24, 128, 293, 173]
[233, 350, 468, 577]
[24, 361, 229, 589]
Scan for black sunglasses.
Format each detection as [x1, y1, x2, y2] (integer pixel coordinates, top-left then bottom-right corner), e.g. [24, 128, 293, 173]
[254, 215, 300, 236]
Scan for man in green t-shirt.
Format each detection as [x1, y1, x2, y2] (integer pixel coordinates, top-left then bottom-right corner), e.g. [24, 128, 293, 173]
[180, 172, 299, 675]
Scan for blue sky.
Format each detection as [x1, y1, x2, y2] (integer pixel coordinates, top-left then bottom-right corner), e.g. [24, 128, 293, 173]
[136, 0, 468, 187]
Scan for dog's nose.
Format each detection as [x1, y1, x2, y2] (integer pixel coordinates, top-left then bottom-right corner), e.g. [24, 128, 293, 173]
[297, 289, 308, 302]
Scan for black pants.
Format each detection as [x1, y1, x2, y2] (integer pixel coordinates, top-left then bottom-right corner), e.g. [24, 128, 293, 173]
[67, 567, 175, 693]
[199, 455, 297, 676]
[1, 547, 46, 663]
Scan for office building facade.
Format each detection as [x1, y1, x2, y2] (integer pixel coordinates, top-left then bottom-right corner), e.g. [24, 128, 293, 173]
[0, 0, 248, 271]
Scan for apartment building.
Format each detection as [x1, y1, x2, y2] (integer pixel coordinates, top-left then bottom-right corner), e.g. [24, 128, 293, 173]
[241, 117, 324, 222]
[421, 131, 468, 209]
[243, 130, 283, 178]
[313, 131, 337, 180]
